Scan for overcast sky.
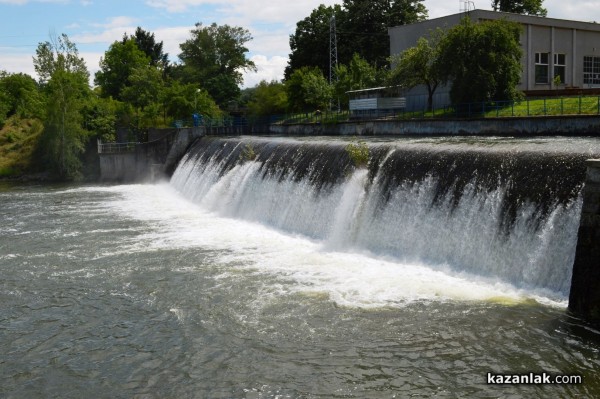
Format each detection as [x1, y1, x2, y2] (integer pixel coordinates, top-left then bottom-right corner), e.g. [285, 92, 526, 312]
[1, 0, 599, 88]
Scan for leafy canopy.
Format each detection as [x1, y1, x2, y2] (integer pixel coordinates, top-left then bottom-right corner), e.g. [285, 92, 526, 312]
[492, 0, 547, 16]
[388, 29, 444, 111]
[95, 39, 151, 100]
[286, 0, 427, 79]
[178, 22, 256, 106]
[438, 18, 524, 105]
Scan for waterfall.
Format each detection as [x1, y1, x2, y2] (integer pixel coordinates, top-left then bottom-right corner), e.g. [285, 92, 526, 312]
[170, 136, 600, 296]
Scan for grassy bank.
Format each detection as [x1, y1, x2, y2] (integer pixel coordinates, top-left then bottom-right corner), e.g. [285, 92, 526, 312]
[0, 116, 43, 178]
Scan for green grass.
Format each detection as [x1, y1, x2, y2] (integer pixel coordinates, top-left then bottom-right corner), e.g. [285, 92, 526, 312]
[0, 116, 43, 177]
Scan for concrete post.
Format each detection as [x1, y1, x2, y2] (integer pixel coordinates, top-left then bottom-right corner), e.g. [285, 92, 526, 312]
[569, 159, 600, 323]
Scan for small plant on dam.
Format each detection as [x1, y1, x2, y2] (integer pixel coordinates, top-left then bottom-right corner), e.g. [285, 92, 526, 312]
[346, 141, 369, 168]
[240, 144, 257, 162]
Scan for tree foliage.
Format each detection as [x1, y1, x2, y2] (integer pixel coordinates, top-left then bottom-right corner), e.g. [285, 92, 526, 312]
[286, 0, 427, 79]
[95, 39, 151, 100]
[178, 22, 256, 106]
[438, 18, 523, 105]
[34, 34, 91, 180]
[246, 80, 288, 116]
[492, 0, 547, 16]
[286, 4, 342, 80]
[0, 72, 44, 122]
[286, 67, 332, 111]
[160, 81, 221, 121]
[388, 30, 444, 111]
[33, 34, 89, 86]
[340, 0, 427, 67]
[123, 27, 169, 69]
[334, 53, 383, 107]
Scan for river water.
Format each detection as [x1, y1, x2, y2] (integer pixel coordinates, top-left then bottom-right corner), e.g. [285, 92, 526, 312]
[1, 137, 600, 397]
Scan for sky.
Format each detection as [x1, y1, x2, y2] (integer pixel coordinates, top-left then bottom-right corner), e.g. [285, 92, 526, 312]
[1, 0, 599, 88]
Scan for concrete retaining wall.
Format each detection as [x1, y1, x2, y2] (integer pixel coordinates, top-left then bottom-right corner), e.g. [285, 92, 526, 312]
[569, 159, 600, 323]
[99, 127, 205, 182]
[268, 115, 600, 136]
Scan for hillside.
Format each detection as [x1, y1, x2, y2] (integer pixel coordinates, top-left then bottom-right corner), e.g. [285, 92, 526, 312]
[0, 116, 43, 178]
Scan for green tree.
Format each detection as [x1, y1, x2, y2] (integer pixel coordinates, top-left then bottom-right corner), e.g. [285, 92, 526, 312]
[160, 81, 221, 121]
[0, 72, 44, 120]
[438, 18, 523, 106]
[33, 34, 90, 180]
[339, 0, 427, 67]
[123, 27, 169, 69]
[178, 22, 256, 106]
[120, 65, 165, 128]
[286, 67, 332, 111]
[388, 30, 444, 111]
[334, 53, 382, 108]
[34, 34, 89, 85]
[246, 80, 288, 116]
[492, 0, 547, 16]
[286, 1, 427, 79]
[82, 93, 118, 142]
[95, 39, 150, 100]
[286, 4, 343, 80]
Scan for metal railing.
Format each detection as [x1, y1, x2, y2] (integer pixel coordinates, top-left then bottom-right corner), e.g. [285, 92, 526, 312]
[97, 140, 137, 154]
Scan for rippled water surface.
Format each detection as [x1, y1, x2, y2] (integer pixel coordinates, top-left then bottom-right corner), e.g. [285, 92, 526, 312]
[1, 182, 599, 398]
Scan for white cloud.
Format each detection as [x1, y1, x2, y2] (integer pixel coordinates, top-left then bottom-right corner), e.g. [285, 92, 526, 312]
[71, 16, 138, 44]
[242, 54, 287, 87]
[0, 53, 36, 76]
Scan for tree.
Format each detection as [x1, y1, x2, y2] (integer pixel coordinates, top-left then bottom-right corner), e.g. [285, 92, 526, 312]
[334, 53, 382, 108]
[33, 34, 90, 180]
[286, 67, 332, 111]
[246, 80, 288, 116]
[178, 22, 256, 106]
[438, 18, 523, 106]
[492, 0, 547, 16]
[123, 27, 169, 68]
[120, 65, 165, 128]
[388, 30, 444, 111]
[160, 81, 221, 121]
[286, 4, 343, 79]
[286, 1, 427, 79]
[339, 0, 427, 67]
[0, 72, 44, 120]
[34, 34, 89, 85]
[95, 39, 150, 100]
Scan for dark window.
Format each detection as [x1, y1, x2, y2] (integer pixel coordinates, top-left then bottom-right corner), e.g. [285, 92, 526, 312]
[583, 56, 600, 85]
[553, 53, 566, 84]
[535, 52, 549, 84]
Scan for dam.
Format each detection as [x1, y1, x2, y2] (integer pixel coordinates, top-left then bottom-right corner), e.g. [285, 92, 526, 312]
[3, 135, 600, 397]
[171, 136, 599, 298]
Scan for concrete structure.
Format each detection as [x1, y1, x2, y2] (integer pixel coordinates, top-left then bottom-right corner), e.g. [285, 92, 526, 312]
[268, 115, 600, 136]
[388, 10, 600, 111]
[98, 127, 204, 182]
[569, 159, 600, 324]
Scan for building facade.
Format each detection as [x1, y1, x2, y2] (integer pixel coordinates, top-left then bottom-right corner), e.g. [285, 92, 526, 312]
[388, 9, 600, 111]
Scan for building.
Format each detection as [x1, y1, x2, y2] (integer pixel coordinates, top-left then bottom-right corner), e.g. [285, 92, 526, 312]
[388, 9, 600, 111]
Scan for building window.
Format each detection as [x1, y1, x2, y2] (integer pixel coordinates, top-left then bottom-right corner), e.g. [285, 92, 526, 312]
[535, 52, 549, 84]
[553, 54, 566, 85]
[583, 56, 600, 85]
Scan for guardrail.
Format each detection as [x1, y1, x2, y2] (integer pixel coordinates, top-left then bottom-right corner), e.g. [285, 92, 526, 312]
[97, 141, 138, 154]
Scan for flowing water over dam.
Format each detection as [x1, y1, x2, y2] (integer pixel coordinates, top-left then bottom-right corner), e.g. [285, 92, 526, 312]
[2, 136, 600, 398]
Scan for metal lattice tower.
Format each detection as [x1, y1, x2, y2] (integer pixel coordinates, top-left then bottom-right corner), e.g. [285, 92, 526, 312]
[329, 15, 338, 84]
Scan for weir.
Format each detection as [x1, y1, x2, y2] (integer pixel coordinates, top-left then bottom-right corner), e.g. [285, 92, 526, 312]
[170, 136, 600, 301]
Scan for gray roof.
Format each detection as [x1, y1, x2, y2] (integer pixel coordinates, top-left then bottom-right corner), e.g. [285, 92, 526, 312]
[388, 9, 600, 35]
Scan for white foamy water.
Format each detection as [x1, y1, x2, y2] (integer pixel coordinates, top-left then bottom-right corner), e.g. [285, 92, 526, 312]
[87, 183, 570, 308]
